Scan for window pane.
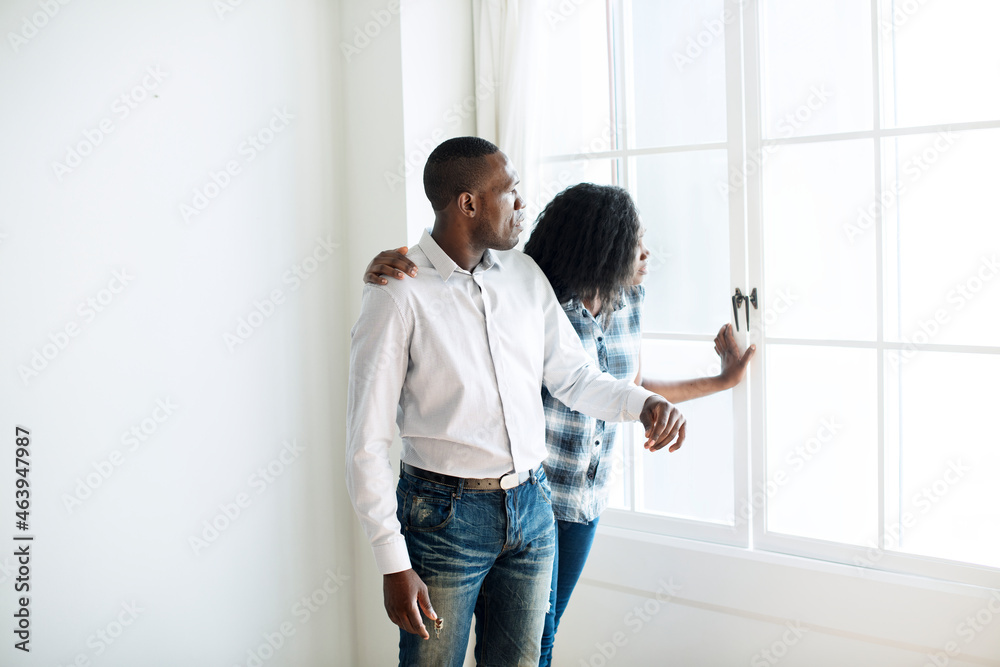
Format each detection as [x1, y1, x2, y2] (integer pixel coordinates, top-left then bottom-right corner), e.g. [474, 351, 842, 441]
[765, 344, 878, 546]
[882, 0, 1000, 128]
[760, 0, 872, 137]
[886, 350, 1000, 569]
[762, 139, 877, 341]
[882, 129, 1000, 348]
[637, 340, 734, 524]
[540, 0, 612, 156]
[634, 150, 731, 335]
[532, 158, 617, 223]
[630, 0, 727, 148]
[606, 431, 627, 510]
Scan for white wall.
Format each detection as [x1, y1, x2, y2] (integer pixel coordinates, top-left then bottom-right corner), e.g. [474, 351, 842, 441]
[1, 0, 355, 665]
[399, 0, 477, 244]
[556, 528, 1000, 666]
[344, 0, 478, 664]
[338, 0, 408, 664]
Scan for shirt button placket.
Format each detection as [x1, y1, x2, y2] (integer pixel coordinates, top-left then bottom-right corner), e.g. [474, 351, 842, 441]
[477, 271, 516, 463]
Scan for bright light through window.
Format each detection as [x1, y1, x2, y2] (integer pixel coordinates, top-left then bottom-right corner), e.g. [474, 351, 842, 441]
[538, 0, 1000, 585]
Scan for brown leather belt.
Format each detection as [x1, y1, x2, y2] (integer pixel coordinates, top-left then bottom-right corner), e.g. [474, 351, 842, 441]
[401, 462, 535, 490]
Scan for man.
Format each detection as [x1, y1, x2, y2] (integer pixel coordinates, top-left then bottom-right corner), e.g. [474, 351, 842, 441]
[346, 137, 684, 666]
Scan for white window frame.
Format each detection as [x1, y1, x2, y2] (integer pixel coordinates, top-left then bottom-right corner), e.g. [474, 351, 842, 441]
[744, 0, 1000, 590]
[538, 0, 1000, 590]
[595, 0, 750, 551]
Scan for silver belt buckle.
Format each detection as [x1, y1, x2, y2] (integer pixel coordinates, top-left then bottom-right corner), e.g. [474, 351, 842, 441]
[499, 472, 519, 490]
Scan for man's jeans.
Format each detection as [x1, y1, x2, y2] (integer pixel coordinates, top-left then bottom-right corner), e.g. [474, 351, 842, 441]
[396, 466, 556, 667]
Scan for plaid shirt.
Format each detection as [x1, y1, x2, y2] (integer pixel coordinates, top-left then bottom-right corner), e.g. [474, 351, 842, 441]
[541, 285, 644, 523]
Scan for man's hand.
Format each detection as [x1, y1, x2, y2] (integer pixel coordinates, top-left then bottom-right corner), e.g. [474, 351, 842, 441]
[714, 323, 755, 389]
[639, 396, 686, 452]
[364, 246, 419, 285]
[384, 569, 437, 639]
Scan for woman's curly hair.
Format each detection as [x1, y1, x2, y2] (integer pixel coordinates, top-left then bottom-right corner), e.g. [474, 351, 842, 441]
[524, 183, 641, 310]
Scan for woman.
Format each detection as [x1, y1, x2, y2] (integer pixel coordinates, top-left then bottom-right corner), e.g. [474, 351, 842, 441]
[363, 183, 754, 666]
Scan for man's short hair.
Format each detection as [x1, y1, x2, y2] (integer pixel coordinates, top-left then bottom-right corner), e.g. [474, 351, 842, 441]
[423, 137, 501, 211]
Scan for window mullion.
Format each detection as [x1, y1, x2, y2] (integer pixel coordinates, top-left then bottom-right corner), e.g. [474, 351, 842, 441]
[740, 0, 765, 551]
[870, 0, 889, 562]
[617, 0, 636, 192]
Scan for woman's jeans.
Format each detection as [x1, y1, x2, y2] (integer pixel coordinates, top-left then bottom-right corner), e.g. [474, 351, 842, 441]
[538, 516, 601, 667]
[396, 466, 556, 667]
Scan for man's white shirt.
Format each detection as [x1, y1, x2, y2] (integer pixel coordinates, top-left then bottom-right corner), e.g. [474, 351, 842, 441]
[346, 230, 656, 574]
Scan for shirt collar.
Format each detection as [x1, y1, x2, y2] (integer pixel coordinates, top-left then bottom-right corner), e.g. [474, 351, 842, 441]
[419, 228, 504, 281]
[563, 287, 632, 319]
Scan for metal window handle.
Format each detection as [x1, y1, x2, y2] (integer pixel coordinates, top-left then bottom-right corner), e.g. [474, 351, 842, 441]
[746, 287, 758, 331]
[732, 288, 758, 331]
[732, 288, 743, 331]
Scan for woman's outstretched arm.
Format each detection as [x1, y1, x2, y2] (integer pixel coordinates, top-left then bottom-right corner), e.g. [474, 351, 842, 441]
[636, 323, 755, 403]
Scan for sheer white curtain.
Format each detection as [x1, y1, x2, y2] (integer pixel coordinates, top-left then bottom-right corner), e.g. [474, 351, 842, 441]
[472, 0, 546, 227]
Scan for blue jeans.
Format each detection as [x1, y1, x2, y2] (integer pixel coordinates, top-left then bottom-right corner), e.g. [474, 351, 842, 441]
[538, 516, 601, 667]
[396, 466, 556, 667]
